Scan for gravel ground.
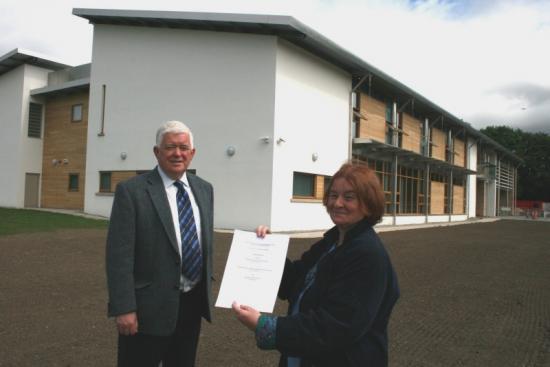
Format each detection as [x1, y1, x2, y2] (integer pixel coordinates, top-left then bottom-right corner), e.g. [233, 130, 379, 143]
[0, 219, 549, 366]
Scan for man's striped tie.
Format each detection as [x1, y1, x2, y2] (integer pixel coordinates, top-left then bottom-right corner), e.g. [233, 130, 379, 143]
[174, 181, 202, 282]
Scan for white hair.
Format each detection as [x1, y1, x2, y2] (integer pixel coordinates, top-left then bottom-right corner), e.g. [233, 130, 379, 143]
[155, 120, 194, 148]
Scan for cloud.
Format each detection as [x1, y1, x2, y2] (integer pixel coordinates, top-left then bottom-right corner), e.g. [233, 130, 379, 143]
[469, 83, 550, 133]
[2, 0, 550, 135]
[491, 83, 550, 108]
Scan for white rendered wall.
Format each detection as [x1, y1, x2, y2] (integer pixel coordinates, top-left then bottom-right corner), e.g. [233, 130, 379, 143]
[379, 216, 393, 226]
[270, 40, 351, 231]
[467, 138, 477, 218]
[0, 67, 24, 207]
[0, 65, 48, 207]
[394, 216, 427, 225]
[427, 215, 450, 223]
[85, 25, 277, 229]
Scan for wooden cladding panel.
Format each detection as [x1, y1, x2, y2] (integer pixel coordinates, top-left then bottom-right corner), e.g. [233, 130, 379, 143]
[453, 185, 465, 214]
[41, 91, 89, 210]
[430, 181, 445, 214]
[431, 128, 446, 161]
[315, 175, 325, 199]
[358, 94, 386, 143]
[401, 113, 422, 153]
[112, 171, 137, 191]
[454, 138, 465, 167]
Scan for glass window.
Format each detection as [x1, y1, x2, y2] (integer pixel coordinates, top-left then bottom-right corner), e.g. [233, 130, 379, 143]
[72, 104, 83, 122]
[100, 172, 112, 192]
[28, 103, 42, 138]
[385, 101, 393, 123]
[68, 174, 79, 192]
[293, 172, 315, 197]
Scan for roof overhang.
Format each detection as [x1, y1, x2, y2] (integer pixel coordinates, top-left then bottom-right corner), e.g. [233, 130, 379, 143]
[71, 8, 406, 81]
[353, 138, 476, 176]
[72, 8, 522, 165]
[31, 77, 90, 97]
[0, 48, 69, 77]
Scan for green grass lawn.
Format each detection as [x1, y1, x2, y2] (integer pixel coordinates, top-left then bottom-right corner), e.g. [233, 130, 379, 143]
[0, 207, 108, 236]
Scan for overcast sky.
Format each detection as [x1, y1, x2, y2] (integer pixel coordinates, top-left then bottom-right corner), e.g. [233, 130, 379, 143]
[2, 0, 550, 133]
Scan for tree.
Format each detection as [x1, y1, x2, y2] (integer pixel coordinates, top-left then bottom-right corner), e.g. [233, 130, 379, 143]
[480, 126, 550, 201]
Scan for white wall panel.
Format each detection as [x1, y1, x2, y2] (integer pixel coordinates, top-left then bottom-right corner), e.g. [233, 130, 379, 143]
[85, 25, 277, 230]
[0, 65, 48, 207]
[270, 40, 351, 231]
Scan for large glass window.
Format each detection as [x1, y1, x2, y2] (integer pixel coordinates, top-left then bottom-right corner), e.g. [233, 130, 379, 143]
[362, 158, 393, 213]
[385, 101, 393, 145]
[397, 167, 425, 214]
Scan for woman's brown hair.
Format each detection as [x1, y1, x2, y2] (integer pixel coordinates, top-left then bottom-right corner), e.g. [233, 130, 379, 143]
[323, 162, 385, 225]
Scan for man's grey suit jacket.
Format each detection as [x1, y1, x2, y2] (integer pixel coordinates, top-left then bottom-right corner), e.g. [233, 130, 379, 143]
[106, 168, 214, 336]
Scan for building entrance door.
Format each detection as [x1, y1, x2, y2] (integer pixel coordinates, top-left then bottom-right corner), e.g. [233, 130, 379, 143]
[476, 179, 485, 217]
[24, 173, 40, 208]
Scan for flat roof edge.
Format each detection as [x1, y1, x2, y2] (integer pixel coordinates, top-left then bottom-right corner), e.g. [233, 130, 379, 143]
[31, 77, 90, 96]
[72, 8, 295, 25]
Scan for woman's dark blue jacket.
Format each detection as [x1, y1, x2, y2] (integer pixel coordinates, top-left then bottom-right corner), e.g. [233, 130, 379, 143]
[275, 218, 400, 367]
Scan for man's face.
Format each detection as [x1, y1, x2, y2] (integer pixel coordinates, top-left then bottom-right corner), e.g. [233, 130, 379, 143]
[153, 132, 195, 180]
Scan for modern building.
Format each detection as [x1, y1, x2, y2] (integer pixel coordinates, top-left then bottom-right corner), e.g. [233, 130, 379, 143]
[0, 9, 522, 231]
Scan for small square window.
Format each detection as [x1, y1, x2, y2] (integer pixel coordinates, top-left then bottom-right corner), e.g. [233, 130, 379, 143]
[100, 172, 112, 192]
[293, 172, 315, 198]
[68, 174, 79, 191]
[72, 104, 83, 122]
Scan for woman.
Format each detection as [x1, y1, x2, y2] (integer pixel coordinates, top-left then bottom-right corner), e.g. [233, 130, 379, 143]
[232, 162, 400, 367]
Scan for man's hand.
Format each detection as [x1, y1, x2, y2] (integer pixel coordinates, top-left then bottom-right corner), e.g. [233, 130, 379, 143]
[116, 312, 138, 336]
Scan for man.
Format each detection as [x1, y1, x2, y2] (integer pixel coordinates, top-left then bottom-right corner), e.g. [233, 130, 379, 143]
[106, 120, 214, 367]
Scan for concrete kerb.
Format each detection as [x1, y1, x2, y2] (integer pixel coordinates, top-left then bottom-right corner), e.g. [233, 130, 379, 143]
[24, 207, 109, 221]
[215, 217, 502, 238]
[26, 208, 546, 238]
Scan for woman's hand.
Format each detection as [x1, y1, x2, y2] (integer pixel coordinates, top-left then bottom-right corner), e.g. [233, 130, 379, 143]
[232, 301, 261, 331]
[256, 225, 271, 238]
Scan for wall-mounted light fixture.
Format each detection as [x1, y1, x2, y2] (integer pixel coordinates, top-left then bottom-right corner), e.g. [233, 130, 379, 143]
[312, 153, 319, 162]
[120, 152, 127, 160]
[52, 159, 59, 166]
[226, 146, 236, 157]
[62, 158, 69, 165]
[260, 136, 270, 144]
[276, 138, 286, 145]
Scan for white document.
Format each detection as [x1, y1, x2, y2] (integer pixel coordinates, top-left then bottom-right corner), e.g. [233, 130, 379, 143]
[215, 230, 289, 313]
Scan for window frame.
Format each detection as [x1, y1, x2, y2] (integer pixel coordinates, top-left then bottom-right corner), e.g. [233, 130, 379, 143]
[28, 102, 43, 138]
[68, 173, 79, 192]
[71, 103, 83, 122]
[292, 172, 331, 201]
[99, 171, 112, 193]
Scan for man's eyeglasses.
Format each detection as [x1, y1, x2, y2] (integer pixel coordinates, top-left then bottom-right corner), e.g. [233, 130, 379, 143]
[163, 144, 192, 152]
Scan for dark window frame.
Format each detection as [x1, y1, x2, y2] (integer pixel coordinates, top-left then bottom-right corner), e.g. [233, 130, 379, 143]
[99, 171, 112, 193]
[293, 172, 316, 198]
[28, 102, 43, 138]
[71, 104, 83, 122]
[68, 173, 79, 192]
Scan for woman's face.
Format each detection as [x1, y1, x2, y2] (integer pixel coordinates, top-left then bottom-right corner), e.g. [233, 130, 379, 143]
[326, 178, 365, 229]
